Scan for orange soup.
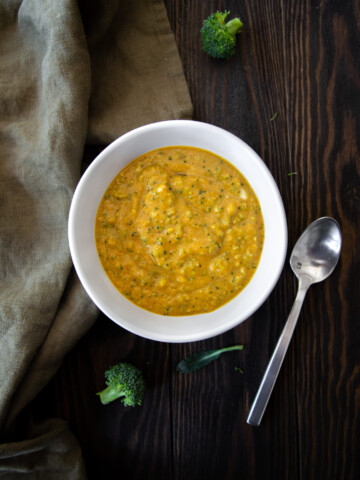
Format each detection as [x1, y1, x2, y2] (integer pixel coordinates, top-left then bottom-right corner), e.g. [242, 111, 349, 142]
[95, 147, 264, 315]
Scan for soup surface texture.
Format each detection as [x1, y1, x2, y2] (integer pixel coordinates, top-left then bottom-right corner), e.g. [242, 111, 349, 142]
[95, 147, 264, 315]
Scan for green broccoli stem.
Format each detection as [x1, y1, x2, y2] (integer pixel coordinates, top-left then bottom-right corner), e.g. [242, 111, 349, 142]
[226, 18, 243, 36]
[97, 386, 125, 405]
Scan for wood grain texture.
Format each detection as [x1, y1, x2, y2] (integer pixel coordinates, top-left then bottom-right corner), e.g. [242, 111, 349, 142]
[166, 1, 300, 479]
[281, 1, 360, 479]
[18, 1, 360, 479]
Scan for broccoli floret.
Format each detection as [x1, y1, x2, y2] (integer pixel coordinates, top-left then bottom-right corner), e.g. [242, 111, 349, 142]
[201, 11, 243, 59]
[97, 362, 146, 406]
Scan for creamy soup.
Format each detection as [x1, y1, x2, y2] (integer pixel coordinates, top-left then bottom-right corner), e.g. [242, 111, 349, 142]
[95, 146, 264, 315]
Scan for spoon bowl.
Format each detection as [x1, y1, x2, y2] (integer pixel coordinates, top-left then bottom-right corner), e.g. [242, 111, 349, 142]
[247, 217, 342, 426]
[290, 217, 342, 284]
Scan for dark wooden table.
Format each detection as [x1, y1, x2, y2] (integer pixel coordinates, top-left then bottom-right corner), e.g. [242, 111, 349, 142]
[25, 1, 360, 479]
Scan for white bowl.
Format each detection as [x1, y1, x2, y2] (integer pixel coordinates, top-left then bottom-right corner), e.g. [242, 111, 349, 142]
[68, 120, 287, 343]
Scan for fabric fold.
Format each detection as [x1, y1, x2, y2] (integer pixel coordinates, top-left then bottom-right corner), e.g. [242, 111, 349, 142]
[0, 419, 87, 480]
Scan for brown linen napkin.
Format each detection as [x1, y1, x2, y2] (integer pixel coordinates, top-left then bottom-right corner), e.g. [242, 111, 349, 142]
[81, 0, 193, 144]
[0, 0, 192, 478]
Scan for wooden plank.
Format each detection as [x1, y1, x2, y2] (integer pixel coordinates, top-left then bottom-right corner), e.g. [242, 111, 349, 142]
[25, 314, 174, 480]
[282, 0, 360, 479]
[165, 1, 300, 478]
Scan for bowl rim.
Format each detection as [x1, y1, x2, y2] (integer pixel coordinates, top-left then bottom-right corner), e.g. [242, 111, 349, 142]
[68, 120, 288, 342]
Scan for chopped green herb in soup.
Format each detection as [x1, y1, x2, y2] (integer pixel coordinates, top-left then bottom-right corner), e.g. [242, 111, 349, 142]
[95, 147, 264, 315]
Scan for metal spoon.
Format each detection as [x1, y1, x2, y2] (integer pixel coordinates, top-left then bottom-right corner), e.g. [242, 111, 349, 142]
[247, 217, 342, 426]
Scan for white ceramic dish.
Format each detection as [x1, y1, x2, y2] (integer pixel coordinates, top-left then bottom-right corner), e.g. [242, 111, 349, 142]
[68, 120, 287, 343]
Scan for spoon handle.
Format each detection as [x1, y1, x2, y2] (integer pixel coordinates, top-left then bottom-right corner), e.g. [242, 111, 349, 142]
[247, 279, 310, 426]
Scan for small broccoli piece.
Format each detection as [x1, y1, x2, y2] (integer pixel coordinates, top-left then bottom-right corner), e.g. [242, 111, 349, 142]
[201, 10, 243, 59]
[97, 362, 146, 406]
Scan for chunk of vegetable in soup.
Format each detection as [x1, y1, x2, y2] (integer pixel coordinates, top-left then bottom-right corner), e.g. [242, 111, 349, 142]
[95, 147, 264, 315]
